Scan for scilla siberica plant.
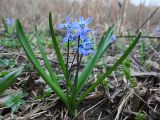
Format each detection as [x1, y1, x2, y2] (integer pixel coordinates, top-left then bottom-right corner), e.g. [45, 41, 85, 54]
[16, 12, 141, 117]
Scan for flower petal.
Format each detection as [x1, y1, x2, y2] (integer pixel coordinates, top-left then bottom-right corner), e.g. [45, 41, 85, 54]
[85, 17, 92, 25]
[65, 15, 70, 23]
[79, 16, 84, 23]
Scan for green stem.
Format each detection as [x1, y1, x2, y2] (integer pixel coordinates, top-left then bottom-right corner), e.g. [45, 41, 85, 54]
[66, 40, 70, 69]
[69, 36, 81, 117]
[74, 36, 80, 87]
[69, 51, 77, 75]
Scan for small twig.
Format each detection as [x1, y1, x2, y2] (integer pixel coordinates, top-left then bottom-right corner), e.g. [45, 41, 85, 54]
[14, 48, 23, 64]
[117, 35, 160, 39]
[115, 92, 132, 120]
[136, 7, 160, 33]
[131, 71, 160, 79]
[98, 112, 102, 120]
[130, 89, 157, 113]
[83, 98, 107, 120]
[29, 111, 47, 119]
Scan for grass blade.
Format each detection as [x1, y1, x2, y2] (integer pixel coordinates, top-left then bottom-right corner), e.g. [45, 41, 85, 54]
[49, 12, 72, 90]
[77, 32, 142, 105]
[35, 28, 59, 86]
[2, 16, 8, 33]
[16, 20, 70, 108]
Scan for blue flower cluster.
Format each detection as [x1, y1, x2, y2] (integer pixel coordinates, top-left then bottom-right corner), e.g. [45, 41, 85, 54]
[5, 17, 15, 26]
[57, 16, 95, 56]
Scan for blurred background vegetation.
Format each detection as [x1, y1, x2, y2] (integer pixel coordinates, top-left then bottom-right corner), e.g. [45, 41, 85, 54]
[0, 0, 160, 34]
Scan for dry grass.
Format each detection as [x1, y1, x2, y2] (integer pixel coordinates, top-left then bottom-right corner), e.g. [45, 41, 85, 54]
[0, 0, 160, 32]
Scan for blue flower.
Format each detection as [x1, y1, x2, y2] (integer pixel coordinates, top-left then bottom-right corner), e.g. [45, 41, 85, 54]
[154, 25, 160, 36]
[58, 15, 95, 56]
[5, 17, 15, 26]
[81, 36, 92, 44]
[78, 16, 92, 29]
[75, 40, 95, 56]
[63, 32, 76, 43]
[75, 27, 92, 41]
[109, 35, 117, 43]
[57, 15, 78, 32]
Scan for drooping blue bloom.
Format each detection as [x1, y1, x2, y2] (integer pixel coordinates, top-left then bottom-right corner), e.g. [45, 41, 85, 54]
[5, 17, 15, 26]
[109, 35, 117, 43]
[63, 32, 76, 43]
[75, 27, 92, 41]
[57, 15, 78, 32]
[78, 16, 92, 29]
[154, 25, 160, 36]
[77, 41, 95, 56]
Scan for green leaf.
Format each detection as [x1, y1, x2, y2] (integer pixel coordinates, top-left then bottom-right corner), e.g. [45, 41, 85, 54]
[4, 91, 27, 112]
[35, 28, 59, 86]
[49, 13, 72, 90]
[16, 20, 70, 109]
[0, 67, 23, 94]
[76, 26, 113, 95]
[1, 16, 8, 33]
[77, 32, 141, 105]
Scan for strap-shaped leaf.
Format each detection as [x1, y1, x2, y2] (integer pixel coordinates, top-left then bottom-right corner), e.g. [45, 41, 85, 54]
[16, 20, 70, 108]
[0, 67, 23, 94]
[2, 16, 8, 33]
[49, 13, 72, 89]
[97, 26, 113, 54]
[76, 27, 113, 95]
[77, 32, 142, 105]
[35, 28, 59, 86]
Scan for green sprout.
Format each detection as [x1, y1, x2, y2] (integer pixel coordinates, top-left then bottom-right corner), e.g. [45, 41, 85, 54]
[4, 91, 27, 113]
[135, 111, 147, 120]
